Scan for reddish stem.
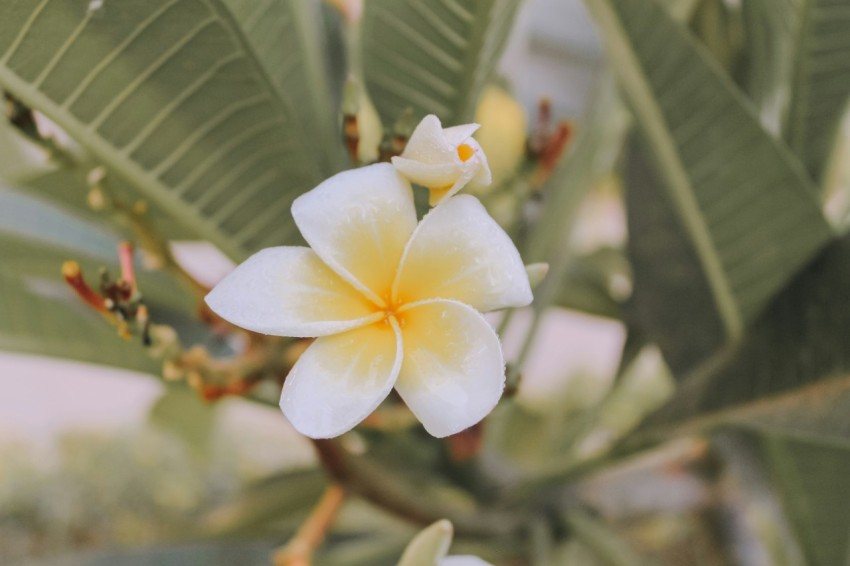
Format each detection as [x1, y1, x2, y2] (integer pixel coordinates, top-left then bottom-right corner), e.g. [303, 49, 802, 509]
[62, 261, 109, 313]
[118, 241, 136, 292]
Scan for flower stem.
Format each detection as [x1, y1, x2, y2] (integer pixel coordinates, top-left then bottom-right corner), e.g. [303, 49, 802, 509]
[272, 483, 346, 566]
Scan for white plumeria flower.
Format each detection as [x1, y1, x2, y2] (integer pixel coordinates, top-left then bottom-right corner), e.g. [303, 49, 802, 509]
[206, 163, 531, 439]
[397, 519, 493, 566]
[391, 114, 492, 206]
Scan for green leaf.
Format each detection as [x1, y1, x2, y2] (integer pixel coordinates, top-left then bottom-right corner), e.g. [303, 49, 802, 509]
[316, 537, 408, 566]
[585, 0, 833, 342]
[199, 468, 327, 536]
[0, 185, 116, 259]
[0, 266, 156, 372]
[361, 0, 521, 127]
[42, 541, 279, 566]
[742, 0, 850, 187]
[563, 509, 657, 566]
[639, 233, 850, 449]
[0, 0, 337, 261]
[148, 385, 218, 458]
[0, 114, 47, 181]
[223, 0, 344, 175]
[740, 0, 798, 133]
[762, 435, 850, 566]
[20, 165, 204, 241]
[623, 139, 726, 375]
[0, 187, 204, 372]
[552, 247, 628, 320]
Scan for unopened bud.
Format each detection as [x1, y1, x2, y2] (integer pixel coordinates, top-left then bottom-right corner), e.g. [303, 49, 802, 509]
[525, 263, 549, 289]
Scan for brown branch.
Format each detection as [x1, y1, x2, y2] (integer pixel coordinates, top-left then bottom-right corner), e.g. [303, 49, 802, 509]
[311, 439, 523, 539]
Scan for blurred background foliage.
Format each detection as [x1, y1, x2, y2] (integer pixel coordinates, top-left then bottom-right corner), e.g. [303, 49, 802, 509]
[0, 0, 849, 564]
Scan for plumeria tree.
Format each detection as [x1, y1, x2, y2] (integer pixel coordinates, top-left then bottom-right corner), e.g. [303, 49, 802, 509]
[1, 0, 850, 564]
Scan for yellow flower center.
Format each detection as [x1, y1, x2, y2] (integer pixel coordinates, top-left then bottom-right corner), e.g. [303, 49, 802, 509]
[457, 143, 474, 162]
[375, 293, 408, 328]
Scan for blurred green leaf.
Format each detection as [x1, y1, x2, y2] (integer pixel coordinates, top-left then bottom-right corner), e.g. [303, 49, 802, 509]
[553, 246, 628, 320]
[149, 385, 219, 458]
[524, 76, 626, 264]
[564, 509, 657, 566]
[361, 0, 521, 126]
[199, 468, 326, 537]
[762, 435, 850, 566]
[740, 0, 797, 133]
[0, 0, 337, 261]
[19, 165, 199, 241]
[35, 541, 279, 566]
[0, 115, 46, 181]
[743, 0, 850, 187]
[641, 234, 850, 448]
[507, 77, 626, 378]
[623, 139, 726, 375]
[0, 186, 205, 371]
[0, 266, 159, 372]
[690, 0, 745, 75]
[586, 0, 833, 344]
[316, 535, 408, 566]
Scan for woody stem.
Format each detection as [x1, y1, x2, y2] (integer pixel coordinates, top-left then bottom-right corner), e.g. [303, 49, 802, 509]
[272, 483, 346, 566]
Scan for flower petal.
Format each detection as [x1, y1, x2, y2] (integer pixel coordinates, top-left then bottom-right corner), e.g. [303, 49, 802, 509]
[464, 138, 492, 188]
[390, 156, 463, 189]
[205, 247, 381, 337]
[442, 122, 480, 146]
[280, 319, 402, 438]
[400, 114, 456, 163]
[394, 195, 532, 312]
[395, 300, 505, 438]
[292, 163, 417, 305]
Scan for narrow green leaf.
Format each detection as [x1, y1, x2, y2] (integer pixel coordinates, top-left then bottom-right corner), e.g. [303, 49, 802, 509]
[742, 0, 850, 187]
[586, 0, 833, 341]
[640, 234, 850, 449]
[624, 138, 726, 375]
[361, 0, 521, 126]
[0, 0, 334, 261]
[762, 435, 850, 566]
[740, 0, 798, 133]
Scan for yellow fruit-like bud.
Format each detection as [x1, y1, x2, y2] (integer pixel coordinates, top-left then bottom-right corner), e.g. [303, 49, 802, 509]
[474, 85, 527, 189]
